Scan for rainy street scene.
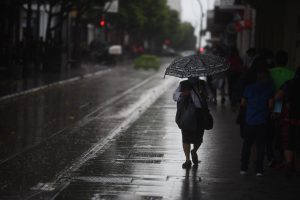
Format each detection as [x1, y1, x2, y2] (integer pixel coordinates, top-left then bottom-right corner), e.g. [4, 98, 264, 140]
[1, 0, 300, 199]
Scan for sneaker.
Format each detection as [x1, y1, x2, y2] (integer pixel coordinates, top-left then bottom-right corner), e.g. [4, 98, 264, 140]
[182, 160, 192, 169]
[256, 173, 263, 177]
[191, 150, 198, 165]
[240, 171, 247, 175]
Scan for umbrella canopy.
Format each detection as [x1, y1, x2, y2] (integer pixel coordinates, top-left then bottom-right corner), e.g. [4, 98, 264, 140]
[164, 54, 229, 78]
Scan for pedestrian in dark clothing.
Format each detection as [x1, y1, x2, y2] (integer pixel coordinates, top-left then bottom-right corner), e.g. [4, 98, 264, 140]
[275, 67, 300, 176]
[236, 56, 276, 165]
[207, 72, 226, 105]
[243, 48, 257, 69]
[227, 47, 245, 110]
[257, 48, 275, 69]
[240, 68, 274, 176]
[269, 50, 295, 167]
[236, 55, 268, 139]
[270, 50, 294, 90]
[173, 77, 208, 169]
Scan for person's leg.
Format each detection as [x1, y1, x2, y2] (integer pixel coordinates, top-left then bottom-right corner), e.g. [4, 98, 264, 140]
[255, 124, 267, 174]
[284, 150, 294, 177]
[227, 73, 238, 108]
[181, 131, 192, 168]
[285, 126, 297, 176]
[266, 120, 275, 166]
[210, 79, 217, 104]
[212, 88, 217, 104]
[183, 143, 191, 161]
[284, 150, 294, 167]
[208, 80, 217, 104]
[193, 143, 201, 152]
[182, 143, 192, 168]
[192, 130, 204, 152]
[190, 130, 204, 165]
[240, 124, 255, 172]
[191, 143, 200, 165]
[220, 78, 226, 105]
[272, 115, 284, 164]
[240, 121, 245, 139]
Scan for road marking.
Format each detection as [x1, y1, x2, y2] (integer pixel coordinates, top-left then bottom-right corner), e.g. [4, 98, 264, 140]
[0, 70, 162, 165]
[47, 77, 177, 199]
[0, 68, 111, 103]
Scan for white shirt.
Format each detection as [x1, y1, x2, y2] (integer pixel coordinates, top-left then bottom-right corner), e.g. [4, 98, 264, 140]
[173, 85, 203, 108]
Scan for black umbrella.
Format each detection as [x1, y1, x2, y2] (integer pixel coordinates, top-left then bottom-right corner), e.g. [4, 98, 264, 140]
[164, 54, 229, 78]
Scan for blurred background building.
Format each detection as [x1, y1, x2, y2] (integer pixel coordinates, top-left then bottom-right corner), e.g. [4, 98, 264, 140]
[1, 0, 300, 79]
[206, 0, 300, 68]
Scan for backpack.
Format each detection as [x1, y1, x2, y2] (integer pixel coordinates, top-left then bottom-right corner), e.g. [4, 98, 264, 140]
[175, 95, 198, 131]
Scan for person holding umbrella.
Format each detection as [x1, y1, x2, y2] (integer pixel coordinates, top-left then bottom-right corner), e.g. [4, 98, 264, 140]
[173, 77, 208, 168]
[165, 53, 229, 169]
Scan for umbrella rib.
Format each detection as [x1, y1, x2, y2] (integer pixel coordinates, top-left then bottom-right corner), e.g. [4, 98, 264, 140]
[185, 59, 193, 77]
[164, 54, 229, 78]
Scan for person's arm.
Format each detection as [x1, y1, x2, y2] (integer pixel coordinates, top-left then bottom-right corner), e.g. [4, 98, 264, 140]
[173, 86, 181, 102]
[240, 97, 247, 107]
[275, 80, 289, 101]
[275, 89, 284, 101]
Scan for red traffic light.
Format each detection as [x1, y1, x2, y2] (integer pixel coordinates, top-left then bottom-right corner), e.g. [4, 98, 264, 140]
[99, 19, 106, 27]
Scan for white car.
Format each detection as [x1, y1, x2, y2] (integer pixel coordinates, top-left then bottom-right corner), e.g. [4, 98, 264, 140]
[179, 50, 196, 57]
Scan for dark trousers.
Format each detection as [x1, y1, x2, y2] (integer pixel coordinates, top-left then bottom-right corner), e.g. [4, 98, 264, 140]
[271, 115, 283, 161]
[240, 123, 267, 173]
[265, 120, 274, 162]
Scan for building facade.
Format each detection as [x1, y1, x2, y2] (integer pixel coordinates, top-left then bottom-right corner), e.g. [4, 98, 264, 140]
[206, 0, 300, 69]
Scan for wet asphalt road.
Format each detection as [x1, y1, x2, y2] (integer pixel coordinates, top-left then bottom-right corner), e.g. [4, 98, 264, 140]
[46, 85, 300, 200]
[0, 58, 175, 198]
[1, 58, 300, 199]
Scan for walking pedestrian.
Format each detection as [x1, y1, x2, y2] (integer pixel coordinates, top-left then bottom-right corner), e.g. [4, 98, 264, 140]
[235, 55, 266, 139]
[240, 68, 274, 176]
[243, 48, 257, 69]
[173, 77, 208, 169]
[275, 67, 300, 177]
[227, 47, 245, 110]
[207, 72, 226, 105]
[270, 50, 294, 90]
[269, 50, 295, 167]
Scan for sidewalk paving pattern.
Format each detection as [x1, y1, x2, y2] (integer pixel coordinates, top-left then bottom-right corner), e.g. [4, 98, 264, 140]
[0, 59, 175, 198]
[51, 88, 300, 200]
[1, 59, 300, 199]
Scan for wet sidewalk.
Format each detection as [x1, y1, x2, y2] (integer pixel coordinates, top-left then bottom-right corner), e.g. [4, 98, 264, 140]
[0, 62, 111, 101]
[0, 58, 176, 199]
[1, 59, 300, 199]
[45, 87, 300, 200]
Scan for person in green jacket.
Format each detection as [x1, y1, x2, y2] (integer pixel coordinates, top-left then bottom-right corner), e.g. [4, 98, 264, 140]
[269, 50, 295, 167]
[270, 50, 294, 90]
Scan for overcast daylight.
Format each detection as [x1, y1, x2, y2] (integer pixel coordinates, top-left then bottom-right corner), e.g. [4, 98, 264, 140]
[1, 0, 300, 199]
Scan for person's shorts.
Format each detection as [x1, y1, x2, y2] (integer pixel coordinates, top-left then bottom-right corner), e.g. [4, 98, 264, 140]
[181, 130, 204, 144]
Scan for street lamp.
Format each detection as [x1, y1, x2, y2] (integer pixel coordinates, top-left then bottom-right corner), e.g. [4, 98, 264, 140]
[196, 0, 204, 49]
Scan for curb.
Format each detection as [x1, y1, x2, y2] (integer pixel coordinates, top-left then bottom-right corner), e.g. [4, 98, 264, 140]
[0, 69, 112, 102]
[47, 76, 178, 198]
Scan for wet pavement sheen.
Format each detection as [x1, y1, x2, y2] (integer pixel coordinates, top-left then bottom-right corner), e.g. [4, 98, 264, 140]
[52, 88, 300, 200]
[1, 59, 300, 199]
[0, 65, 156, 160]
